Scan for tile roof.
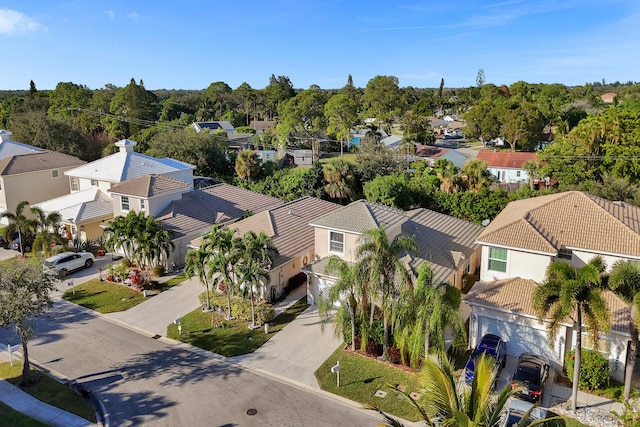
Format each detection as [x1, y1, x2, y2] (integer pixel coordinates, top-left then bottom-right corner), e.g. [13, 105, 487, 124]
[65, 144, 195, 182]
[309, 199, 408, 234]
[477, 191, 640, 257]
[464, 278, 631, 334]
[227, 197, 341, 267]
[415, 145, 450, 158]
[108, 174, 192, 198]
[404, 208, 484, 284]
[0, 130, 44, 159]
[476, 150, 537, 169]
[157, 183, 283, 239]
[0, 151, 85, 175]
[32, 187, 113, 224]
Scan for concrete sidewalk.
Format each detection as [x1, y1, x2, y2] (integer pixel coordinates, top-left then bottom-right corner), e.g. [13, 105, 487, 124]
[0, 377, 94, 427]
[230, 286, 343, 389]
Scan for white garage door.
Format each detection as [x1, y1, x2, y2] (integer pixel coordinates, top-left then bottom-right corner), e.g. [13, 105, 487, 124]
[476, 315, 561, 365]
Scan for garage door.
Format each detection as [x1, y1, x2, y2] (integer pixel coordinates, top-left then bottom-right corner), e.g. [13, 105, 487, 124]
[476, 315, 561, 365]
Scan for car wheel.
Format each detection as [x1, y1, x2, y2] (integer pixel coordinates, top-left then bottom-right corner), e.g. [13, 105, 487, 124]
[59, 269, 67, 279]
[85, 259, 93, 268]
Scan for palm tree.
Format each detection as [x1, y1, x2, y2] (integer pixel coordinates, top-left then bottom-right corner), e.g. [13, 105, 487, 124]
[184, 247, 214, 311]
[432, 158, 461, 193]
[234, 149, 261, 183]
[460, 159, 491, 192]
[202, 224, 240, 319]
[357, 226, 418, 359]
[236, 231, 278, 328]
[104, 213, 137, 263]
[394, 263, 466, 368]
[607, 260, 640, 402]
[375, 353, 519, 427]
[30, 206, 62, 234]
[533, 258, 611, 412]
[318, 256, 363, 352]
[323, 158, 356, 204]
[1, 200, 35, 256]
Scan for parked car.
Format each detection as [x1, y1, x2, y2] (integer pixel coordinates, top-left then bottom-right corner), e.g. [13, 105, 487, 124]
[43, 251, 95, 278]
[0, 235, 9, 249]
[500, 397, 547, 426]
[11, 233, 35, 253]
[510, 353, 550, 402]
[465, 333, 507, 384]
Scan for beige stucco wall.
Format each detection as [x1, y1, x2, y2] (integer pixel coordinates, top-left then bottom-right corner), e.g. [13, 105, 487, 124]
[314, 227, 360, 262]
[480, 245, 551, 282]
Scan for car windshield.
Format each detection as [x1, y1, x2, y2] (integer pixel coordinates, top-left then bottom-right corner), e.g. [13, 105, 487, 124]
[515, 364, 540, 385]
[43, 261, 56, 267]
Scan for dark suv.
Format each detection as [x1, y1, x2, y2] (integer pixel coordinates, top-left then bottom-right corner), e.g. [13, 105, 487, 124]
[465, 334, 507, 384]
[510, 353, 550, 402]
[11, 233, 36, 253]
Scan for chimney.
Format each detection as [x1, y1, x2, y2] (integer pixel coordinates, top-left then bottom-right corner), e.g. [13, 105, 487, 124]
[115, 139, 137, 153]
[0, 129, 12, 143]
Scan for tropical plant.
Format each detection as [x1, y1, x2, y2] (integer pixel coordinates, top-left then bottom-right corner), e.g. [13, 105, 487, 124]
[184, 247, 214, 312]
[357, 226, 418, 360]
[323, 158, 356, 204]
[234, 149, 261, 182]
[202, 224, 241, 318]
[460, 159, 492, 193]
[374, 353, 521, 427]
[393, 263, 466, 368]
[0, 200, 35, 256]
[533, 257, 611, 412]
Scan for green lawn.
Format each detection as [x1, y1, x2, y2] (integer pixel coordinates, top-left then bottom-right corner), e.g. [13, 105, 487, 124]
[316, 347, 422, 421]
[167, 297, 309, 356]
[62, 279, 146, 313]
[0, 362, 96, 423]
[159, 272, 189, 289]
[318, 152, 357, 163]
[0, 402, 49, 427]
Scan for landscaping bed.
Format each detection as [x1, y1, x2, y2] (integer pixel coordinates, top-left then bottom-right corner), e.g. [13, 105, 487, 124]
[166, 297, 308, 357]
[0, 362, 96, 423]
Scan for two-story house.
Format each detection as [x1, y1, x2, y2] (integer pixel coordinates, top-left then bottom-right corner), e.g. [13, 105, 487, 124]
[0, 130, 86, 225]
[465, 191, 635, 381]
[476, 150, 537, 183]
[32, 139, 195, 242]
[303, 199, 483, 305]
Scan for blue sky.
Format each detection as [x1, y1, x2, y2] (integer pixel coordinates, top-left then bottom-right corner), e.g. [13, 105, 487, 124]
[1, 1, 638, 91]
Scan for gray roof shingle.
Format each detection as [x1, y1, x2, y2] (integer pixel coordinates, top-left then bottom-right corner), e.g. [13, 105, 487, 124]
[108, 174, 192, 198]
[309, 199, 408, 234]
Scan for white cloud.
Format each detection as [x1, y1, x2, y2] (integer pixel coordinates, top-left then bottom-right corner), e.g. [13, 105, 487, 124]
[127, 11, 139, 21]
[105, 10, 115, 20]
[0, 8, 45, 35]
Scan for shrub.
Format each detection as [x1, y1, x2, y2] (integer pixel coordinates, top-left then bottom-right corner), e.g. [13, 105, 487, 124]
[565, 349, 612, 390]
[153, 265, 165, 277]
[205, 293, 274, 324]
[387, 347, 402, 364]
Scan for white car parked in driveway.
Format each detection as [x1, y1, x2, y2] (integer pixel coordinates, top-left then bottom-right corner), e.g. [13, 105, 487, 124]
[44, 251, 95, 278]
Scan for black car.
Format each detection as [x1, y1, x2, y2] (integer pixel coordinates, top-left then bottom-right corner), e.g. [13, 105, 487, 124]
[11, 233, 36, 253]
[510, 353, 550, 402]
[0, 235, 8, 249]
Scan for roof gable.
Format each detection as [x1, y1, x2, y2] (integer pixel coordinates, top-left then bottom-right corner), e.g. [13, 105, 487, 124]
[108, 174, 192, 198]
[310, 199, 408, 234]
[477, 191, 640, 257]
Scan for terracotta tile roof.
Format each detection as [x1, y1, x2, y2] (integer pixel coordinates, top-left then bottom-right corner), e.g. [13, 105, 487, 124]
[464, 278, 631, 334]
[108, 174, 192, 198]
[0, 151, 85, 175]
[476, 150, 537, 169]
[477, 191, 640, 257]
[229, 197, 341, 267]
[157, 183, 283, 239]
[309, 199, 408, 234]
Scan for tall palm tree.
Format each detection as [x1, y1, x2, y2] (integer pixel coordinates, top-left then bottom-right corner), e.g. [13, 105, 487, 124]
[606, 260, 640, 402]
[29, 206, 62, 253]
[375, 353, 519, 427]
[323, 158, 356, 204]
[318, 256, 363, 352]
[394, 263, 466, 368]
[460, 159, 491, 192]
[184, 247, 214, 311]
[234, 149, 261, 183]
[357, 226, 418, 359]
[236, 231, 278, 327]
[533, 258, 611, 412]
[1, 200, 35, 256]
[202, 224, 241, 319]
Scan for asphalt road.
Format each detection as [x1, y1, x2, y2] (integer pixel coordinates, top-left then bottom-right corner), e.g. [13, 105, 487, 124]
[0, 299, 381, 426]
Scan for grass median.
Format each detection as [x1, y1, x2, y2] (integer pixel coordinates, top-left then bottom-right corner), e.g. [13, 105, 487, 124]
[62, 279, 146, 313]
[0, 362, 96, 423]
[167, 297, 309, 356]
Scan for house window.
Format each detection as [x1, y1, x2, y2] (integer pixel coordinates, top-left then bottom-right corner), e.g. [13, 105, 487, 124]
[52, 169, 59, 178]
[581, 333, 610, 355]
[558, 248, 573, 260]
[70, 177, 80, 191]
[140, 199, 146, 211]
[488, 247, 507, 273]
[516, 170, 521, 178]
[329, 231, 344, 254]
[91, 179, 98, 187]
[121, 196, 130, 211]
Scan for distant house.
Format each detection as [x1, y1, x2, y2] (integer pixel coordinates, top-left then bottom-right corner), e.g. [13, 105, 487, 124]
[250, 120, 276, 135]
[256, 150, 276, 163]
[414, 145, 474, 168]
[381, 135, 403, 150]
[192, 121, 235, 135]
[286, 149, 313, 165]
[600, 92, 617, 104]
[476, 150, 537, 183]
[0, 130, 86, 225]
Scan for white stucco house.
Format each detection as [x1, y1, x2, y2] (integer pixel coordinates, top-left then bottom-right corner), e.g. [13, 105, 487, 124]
[476, 150, 538, 184]
[465, 191, 635, 382]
